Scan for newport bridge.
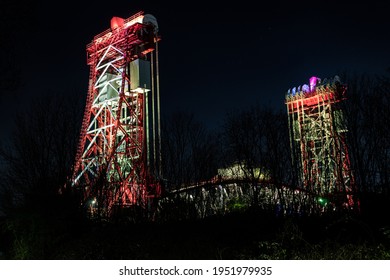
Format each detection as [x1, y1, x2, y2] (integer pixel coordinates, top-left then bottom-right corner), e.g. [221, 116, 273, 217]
[70, 11, 358, 221]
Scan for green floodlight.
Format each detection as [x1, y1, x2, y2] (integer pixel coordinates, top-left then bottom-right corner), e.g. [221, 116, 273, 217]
[317, 197, 328, 206]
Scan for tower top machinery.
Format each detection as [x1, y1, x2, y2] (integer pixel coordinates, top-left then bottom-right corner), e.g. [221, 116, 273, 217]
[285, 76, 358, 212]
[70, 11, 162, 218]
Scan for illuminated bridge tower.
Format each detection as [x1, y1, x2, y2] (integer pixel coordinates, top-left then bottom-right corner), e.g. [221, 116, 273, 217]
[285, 76, 357, 211]
[71, 11, 162, 216]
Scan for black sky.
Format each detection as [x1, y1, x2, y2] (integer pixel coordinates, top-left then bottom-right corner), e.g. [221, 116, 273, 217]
[1, 0, 389, 136]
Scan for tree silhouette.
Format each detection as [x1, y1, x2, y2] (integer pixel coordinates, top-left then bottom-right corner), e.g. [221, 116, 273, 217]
[161, 110, 219, 189]
[220, 105, 292, 208]
[0, 92, 83, 211]
[0, 91, 84, 259]
[340, 71, 390, 218]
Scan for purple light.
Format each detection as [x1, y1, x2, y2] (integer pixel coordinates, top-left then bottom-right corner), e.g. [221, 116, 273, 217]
[309, 76, 318, 91]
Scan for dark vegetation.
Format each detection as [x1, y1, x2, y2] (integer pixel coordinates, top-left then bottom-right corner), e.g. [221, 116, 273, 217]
[1, 205, 390, 259]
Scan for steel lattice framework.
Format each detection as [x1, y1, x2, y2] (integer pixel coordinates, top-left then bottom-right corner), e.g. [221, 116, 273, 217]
[285, 76, 357, 210]
[71, 11, 162, 216]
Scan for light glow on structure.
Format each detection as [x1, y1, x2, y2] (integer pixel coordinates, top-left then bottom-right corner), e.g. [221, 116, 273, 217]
[70, 11, 162, 218]
[285, 75, 358, 211]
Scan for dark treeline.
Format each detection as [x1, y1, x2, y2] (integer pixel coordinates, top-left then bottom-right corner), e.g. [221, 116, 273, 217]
[160, 103, 292, 189]
[340, 72, 390, 221]
[342, 72, 390, 193]
[0, 70, 390, 259]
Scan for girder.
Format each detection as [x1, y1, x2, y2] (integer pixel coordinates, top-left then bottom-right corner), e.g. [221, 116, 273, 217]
[71, 11, 162, 217]
[286, 77, 358, 210]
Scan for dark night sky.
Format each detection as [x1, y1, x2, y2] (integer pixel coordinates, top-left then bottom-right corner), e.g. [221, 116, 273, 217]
[1, 0, 389, 138]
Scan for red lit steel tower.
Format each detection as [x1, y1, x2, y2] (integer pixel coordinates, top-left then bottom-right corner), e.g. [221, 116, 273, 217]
[71, 11, 162, 216]
[285, 76, 357, 210]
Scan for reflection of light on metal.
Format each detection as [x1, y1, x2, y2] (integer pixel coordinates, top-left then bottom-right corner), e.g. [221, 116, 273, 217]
[286, 76, 324, 98]
[309, 76, 319, 91]
[291, 87, 296, 96]
[302, 84, 310, 93]
[110, 17, 124, 30]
